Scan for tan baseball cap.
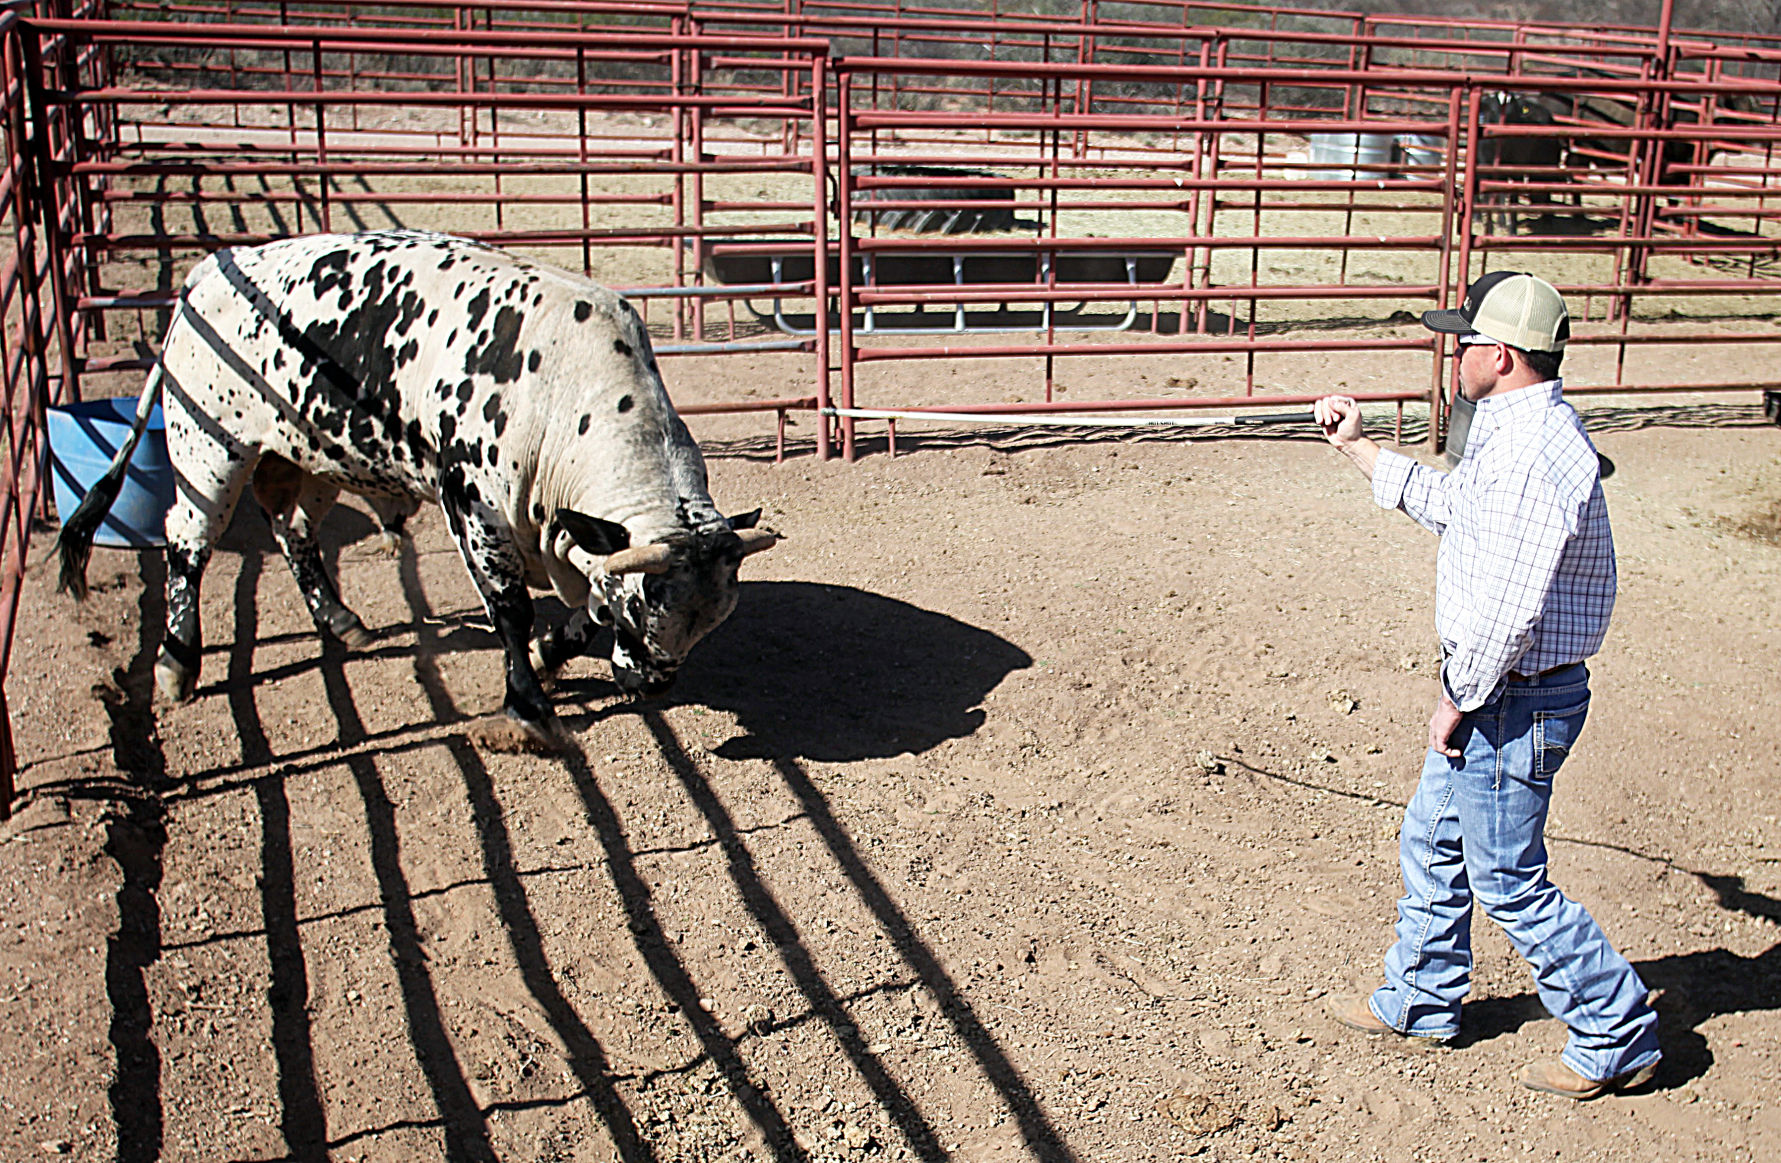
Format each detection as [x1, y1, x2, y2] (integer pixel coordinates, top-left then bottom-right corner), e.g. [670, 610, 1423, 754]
[1421, 271, 1569, 353]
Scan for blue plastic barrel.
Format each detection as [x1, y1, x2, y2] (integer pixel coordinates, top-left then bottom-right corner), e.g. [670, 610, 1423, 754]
[46, 397, 174, 548]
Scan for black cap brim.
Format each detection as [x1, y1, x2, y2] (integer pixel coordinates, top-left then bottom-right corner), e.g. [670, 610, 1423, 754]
[1421, 307, 1473, 334]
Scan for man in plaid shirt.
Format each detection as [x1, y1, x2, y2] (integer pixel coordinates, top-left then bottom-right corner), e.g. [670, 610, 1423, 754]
[1313, 272, 1661, 1099]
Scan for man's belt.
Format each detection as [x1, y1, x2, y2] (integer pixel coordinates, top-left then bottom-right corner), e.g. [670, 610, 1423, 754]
[1505, 662, 1579, 683]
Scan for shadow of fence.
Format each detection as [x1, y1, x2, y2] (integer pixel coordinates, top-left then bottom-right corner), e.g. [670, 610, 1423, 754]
[65, 514, 1067, 1161]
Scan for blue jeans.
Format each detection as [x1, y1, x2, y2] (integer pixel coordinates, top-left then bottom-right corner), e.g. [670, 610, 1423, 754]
[1367, 664, 1661, 1081]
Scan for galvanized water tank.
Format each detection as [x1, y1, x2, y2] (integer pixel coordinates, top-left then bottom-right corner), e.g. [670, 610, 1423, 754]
[1307, 132, 1395, 180]
[1393, 134, 1447, 173]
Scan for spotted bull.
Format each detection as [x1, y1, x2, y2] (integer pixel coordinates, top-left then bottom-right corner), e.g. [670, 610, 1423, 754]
[58, 230, 777, 746]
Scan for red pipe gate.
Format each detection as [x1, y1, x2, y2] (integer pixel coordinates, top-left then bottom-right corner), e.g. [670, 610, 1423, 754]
[4, 1, 1781, 807]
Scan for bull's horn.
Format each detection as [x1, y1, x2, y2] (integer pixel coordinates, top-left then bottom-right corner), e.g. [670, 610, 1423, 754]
[603, 544, 674, 575]
[736, 528, 779, 556]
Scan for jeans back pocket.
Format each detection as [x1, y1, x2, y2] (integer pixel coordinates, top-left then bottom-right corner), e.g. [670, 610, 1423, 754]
[1533, 698, 1590, 779]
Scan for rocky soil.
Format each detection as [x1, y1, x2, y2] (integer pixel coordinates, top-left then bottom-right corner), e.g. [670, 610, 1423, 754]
[1, 368, 1778, 1161]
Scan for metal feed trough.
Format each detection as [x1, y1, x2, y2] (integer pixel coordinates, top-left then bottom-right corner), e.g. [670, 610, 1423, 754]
[703, 242, 1177, 335]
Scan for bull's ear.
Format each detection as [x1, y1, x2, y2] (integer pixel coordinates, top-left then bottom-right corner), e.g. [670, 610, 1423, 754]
[726, 508, 762, 530]
[556, 508, 629, 555]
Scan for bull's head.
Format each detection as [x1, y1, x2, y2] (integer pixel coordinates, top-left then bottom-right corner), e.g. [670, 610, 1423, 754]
[555, 507, 777, 696]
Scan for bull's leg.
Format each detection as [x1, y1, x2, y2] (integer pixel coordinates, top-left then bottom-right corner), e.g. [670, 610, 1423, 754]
[1530, 181, 1559, 233]
[252, 455, 374, 649]
[1480, 195, 1505, 236]
[365, 493, 422, 558]
[443, 503, 562, 749]
[529, 607, 596, 678]
[158, 541, 213, 703]
[155, 419, 256, 704]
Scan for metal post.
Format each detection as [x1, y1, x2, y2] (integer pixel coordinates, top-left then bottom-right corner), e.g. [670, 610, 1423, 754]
[836, 71, 855, 462]
[1430, 87, 1462, 454]
[812, 53, 831, 461]
[671, 17, 686, 340]
[18, 25, 79, 405]
[312, 37, 330, 232]
[0, 686, 13, 821]
[61, 18, 101, 344]
[1444, 86, 1486, 454]
[691, 43, 706, 343]
[577, 45, 591, 276]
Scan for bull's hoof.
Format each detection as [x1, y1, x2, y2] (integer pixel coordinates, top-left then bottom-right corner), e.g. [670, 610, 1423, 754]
[323, 610, 375, 650]
[468, 712, 570, 755]
[153, 659, 195, 705]
[336, 622, 376, 650]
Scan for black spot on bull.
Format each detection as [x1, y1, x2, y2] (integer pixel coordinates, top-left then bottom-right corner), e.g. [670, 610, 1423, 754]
[296, 255, 427, 414]
[481, 395, 509, 439]
[306, 249, 352, 305]
[465, 305, 526, 383]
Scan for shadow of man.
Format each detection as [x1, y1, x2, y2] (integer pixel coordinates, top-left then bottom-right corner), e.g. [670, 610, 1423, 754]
[1450, 873, 1780, 1092]
[1629, 875, 1781, 1088]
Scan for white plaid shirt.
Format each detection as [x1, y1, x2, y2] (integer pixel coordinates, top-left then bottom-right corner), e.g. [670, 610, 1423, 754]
[1372, 380, 1616, 711]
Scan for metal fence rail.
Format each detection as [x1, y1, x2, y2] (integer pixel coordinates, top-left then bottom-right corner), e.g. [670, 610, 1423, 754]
[3, 2, 1781, 805]
[0, 1, 116, 817]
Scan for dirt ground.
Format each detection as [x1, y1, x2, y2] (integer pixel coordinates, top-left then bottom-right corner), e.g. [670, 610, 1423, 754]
[1, 342, 1779, 1162]
[3, 102, 1781, 1160]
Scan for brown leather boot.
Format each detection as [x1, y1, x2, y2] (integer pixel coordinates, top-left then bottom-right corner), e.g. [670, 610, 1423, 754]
[1326, 993, 1393, 1034]
[1324, 994, 1450, 1044]
[1516, 1057, 1659, 1099]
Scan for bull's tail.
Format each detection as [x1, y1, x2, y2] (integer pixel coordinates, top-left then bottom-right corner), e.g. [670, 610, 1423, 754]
[55, 358, 168, 601]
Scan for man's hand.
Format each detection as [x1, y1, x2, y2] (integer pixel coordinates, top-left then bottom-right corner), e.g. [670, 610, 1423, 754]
[1312, 395, 1380, 479]
[1428, 689, 1463, 758]
[1313, 394, 1365, 449]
